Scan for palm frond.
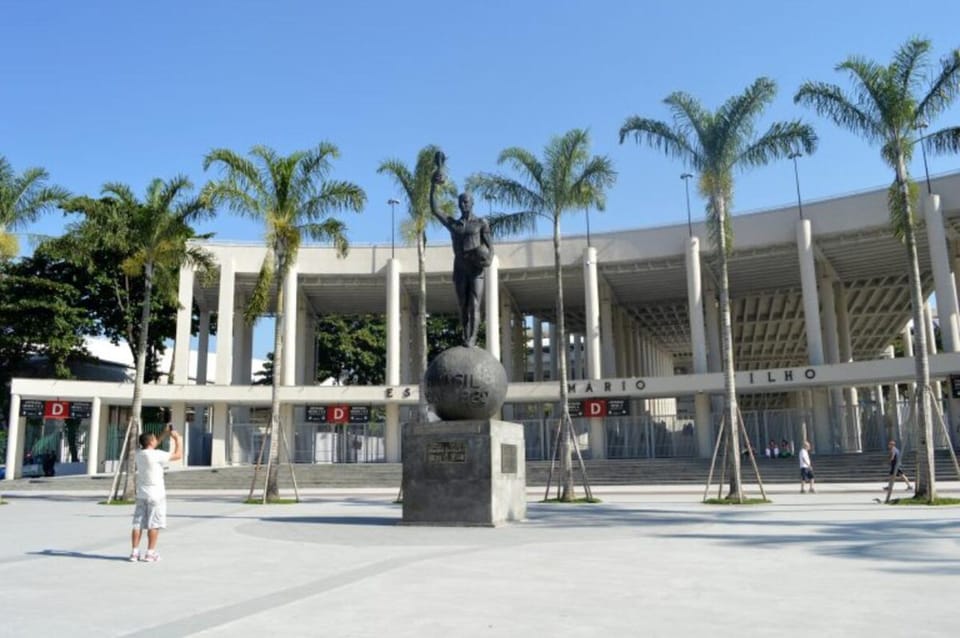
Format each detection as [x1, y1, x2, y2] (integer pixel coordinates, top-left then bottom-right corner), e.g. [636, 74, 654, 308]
[487, 211, 539, 238]
[736, 121, 818, 168]
[302, 180, 366, 219]
[496, 147, 546, 195]
[570, 154, 618, 211]
[718, 77, 777, 142]
[245, 256, 275, 322]
[893, 38, 932, 96]
[662, 92, 709, 147]
[200, 180, 261, 219]
[794, 81, 883, 142]
[618, 116, 701, 166]
[916, 48, 960, 122]
[925, 126, 960, 155]
[470, 173, 544, 213]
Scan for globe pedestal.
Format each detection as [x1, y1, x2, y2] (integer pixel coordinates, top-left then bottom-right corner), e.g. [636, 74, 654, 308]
[401, 346, 526, 526]
[401, 419, 526, 526]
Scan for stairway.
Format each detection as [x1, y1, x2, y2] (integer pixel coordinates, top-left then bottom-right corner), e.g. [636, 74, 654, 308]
[5, 450, 956, 491]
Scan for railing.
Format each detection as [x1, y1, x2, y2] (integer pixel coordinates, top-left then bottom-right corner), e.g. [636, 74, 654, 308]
[228, 422, 386, 465]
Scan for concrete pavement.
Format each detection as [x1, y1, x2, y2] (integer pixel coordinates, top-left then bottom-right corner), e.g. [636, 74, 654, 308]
[1, 483, 958, 637]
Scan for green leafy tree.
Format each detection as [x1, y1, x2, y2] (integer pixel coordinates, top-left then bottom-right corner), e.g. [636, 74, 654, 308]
[0, 253, 94, 420]
[253, 352, 275, 386]
[203, 144, 365, 500]
[470, 129, 617, 501]
[378, 146, 457, 417]
[0, 156, 69, 260]
[316, 315, 387, 385]
[795, 39, 960, 501]
[620, 78, 816, 502]
[55, 178, 213, 500]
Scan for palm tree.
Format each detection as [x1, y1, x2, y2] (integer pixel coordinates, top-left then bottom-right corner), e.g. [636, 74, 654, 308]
[470, 129, 616, 501]
[620, 78, 816, 502]
[203, 144, 365, 501]
[0, 156, 69, 260]
[377, 145, 457, 419]
[58, 177, 213, 501]
[795, 39, 960, 501]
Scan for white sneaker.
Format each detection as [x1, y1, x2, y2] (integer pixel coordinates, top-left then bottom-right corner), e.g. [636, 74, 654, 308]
[128, 550, 139, 562]
[141, 551, 160, 563]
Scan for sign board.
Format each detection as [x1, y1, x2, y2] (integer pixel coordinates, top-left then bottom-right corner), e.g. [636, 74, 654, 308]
[607, 398, 630, 416]
[305, 405, 371, 424]
[305, 405, 327, 423]
[69, 401, 92, 419]
[567, 400, 583, 417]
[19, 400, 45, 418]
[43, 400, 71, 420]
[951, 375, 960, 399]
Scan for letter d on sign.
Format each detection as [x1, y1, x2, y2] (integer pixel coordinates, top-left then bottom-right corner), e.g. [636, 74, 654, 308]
[44, 401, 70, 419]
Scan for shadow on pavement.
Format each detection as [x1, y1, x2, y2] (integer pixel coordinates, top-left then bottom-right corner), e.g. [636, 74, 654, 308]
[28, 549, 129, 562]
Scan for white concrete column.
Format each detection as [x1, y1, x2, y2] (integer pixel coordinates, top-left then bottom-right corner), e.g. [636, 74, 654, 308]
[548, 323, 558, 381]
[4, 394, 21, 480]
[835, 285, 860, 451]
[197, 311, 211, 384]
[85, 397, 102, 476]
[923, 302, 943, 403]
[173, 265, 194, 384]
[798, 220, 825, 364]
[211, 402, 228, 466]
[399, 291, 412, 384]
[281, 266, 298, 386]
[513, 312, 525, 381]
[499, 288, 513, 380]
[485, 255, 500, 360]
[533, 320, 544, 381]
[600, 282, 616, 377]
[215, 259, 235, 386]
[925, 193, 960, 352]
[705, 286, 722, 373]
[385, 259, 402, 461]
[582, 246, 602, 380]
[299, 310, 315, 385]
[571, 333, 581, 380]
[171, 403, 187, 466]
[686, 237, 712, 458]
[820, 276, 845, 448]
[233, 315, 253, 385]
[902, 321, 916, 403]
[797, 219, 831, 450]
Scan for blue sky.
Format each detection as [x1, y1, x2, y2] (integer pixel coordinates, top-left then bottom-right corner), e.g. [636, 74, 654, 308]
[4, 0, 960, 360]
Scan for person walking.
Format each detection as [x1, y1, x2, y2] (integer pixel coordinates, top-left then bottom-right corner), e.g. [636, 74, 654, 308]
[886, 439, 913, 492]
[129, 424, 181, 562]
[799, 441, 815, 494]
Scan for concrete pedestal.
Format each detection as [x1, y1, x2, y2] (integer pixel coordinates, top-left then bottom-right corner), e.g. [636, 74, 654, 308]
[402, 419, 526, 526]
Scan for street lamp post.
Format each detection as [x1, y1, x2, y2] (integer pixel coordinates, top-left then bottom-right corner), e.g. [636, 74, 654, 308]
[680, 173, 693, 236]
[916, 120, 932, 194]
[788, 151, 804, 219]
[388, 198, 400, 258]
[585, 207, 592, 246]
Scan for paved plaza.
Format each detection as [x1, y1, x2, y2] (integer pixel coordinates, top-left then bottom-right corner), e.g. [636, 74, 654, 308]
[1, 483, 958, 637]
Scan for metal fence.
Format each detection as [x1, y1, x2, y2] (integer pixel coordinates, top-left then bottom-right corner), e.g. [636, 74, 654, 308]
[228, 422, 386, 465]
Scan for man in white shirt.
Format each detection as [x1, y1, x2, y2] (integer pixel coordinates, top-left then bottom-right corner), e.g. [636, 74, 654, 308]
[799, 440, 815, 494]
[130, 424, 181, 562]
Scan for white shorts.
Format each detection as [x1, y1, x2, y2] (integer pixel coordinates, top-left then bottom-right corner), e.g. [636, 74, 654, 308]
[132, 498, 167, 530]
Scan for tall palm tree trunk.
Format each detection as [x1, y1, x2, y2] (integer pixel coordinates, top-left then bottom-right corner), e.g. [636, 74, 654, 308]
[120, 261, 155, 500]
[417, 232, 428, 421]
[265, 255, 286, 500]
[553, 216, 575, 501]
[714, 198, 743, 501]
[898, 167, 936, 500]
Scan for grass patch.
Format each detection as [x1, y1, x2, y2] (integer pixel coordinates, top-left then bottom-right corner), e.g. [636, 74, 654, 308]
[889, 496, 960, 506]
[243, 498, 299, 505]
[540, 497, 603, 504]
[98, 499, 135, 505]
[703, 497, 771, 505]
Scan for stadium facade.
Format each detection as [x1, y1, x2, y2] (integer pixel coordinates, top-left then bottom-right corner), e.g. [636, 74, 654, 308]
[6, 173, 960, 479]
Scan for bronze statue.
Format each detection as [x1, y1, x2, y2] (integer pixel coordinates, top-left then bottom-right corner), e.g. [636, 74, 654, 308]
[430, 151, 493, 348]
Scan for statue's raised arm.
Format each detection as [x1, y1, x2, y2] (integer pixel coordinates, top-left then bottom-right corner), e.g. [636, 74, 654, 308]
[430, 150, 452, 229]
